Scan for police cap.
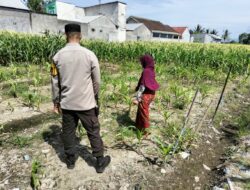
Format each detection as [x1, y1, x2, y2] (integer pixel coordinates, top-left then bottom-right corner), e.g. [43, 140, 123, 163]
[65, 24, 81, 33]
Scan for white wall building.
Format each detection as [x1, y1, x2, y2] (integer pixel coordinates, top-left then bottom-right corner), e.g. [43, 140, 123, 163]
[126, 23, 151, 41]
[192, 33, 222, 43]
[0, 0, 127, 42]
[127, 16, 181, 42]
[0, 0, 31, 33]
[172, 27, 192, 42]
[56, 1, 127, 42]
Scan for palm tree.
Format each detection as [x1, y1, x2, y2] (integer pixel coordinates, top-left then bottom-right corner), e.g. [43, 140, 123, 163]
[193, 24, 204, 34]
[222, 29, 230, 42]
[210, 29, 218, 35]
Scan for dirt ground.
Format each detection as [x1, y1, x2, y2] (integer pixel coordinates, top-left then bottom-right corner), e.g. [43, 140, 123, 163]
[0, 77, 250, 190]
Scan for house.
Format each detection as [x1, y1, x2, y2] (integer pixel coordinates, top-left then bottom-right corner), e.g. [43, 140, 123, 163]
[192, 33, 222, 43]
[57, 15, 117, 41]
[55, 1, 127, 41]
[172, 27, 192, 42]
[0, 0, 31, 33]
[0, 0, 62, 35]
[126, 23, 151, 41]
[127, 16, 181, 41]
[0, 0, 126, 42]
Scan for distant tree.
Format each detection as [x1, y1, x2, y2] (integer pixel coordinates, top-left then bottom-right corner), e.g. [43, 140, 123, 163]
[206, 29, 210, 34]
[193, 24, 204, 34]
[222, 29, 230, 42]
[210, 29, 219, 35]
[229, 40, 237, 44]
[27, 0, 44, 12]
[239, 33, 250, 44]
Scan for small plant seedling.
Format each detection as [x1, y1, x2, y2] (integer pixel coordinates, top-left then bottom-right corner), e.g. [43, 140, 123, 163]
[31, 160, 42, 190]
[77, 123, 87, 140]
[6, 135, 33, 148]
[153, 136, 173, 159]
[199, 84, 210, 103]
[170, 84, 190, 110]
[163, 111, 173, 125]
[10, 81, 18, 98]
[116, 126, 136, 141]
[135, 129, 144, 145]
[0, 124, 4, 132]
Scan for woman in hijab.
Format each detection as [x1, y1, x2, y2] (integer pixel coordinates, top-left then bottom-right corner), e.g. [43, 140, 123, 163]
[133, 54, 160, 136]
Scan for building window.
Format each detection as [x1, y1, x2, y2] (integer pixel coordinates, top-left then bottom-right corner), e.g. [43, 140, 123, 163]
[91, 28, 95, 32]
[153, 33, 160, 37]
[174, 35, 179, 39]
[167, 34, 173, 38]
[160, 33, 168, 38]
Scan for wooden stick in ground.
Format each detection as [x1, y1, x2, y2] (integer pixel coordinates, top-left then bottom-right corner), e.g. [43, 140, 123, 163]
[210, 65, 233, 124]
[171, 88, 199, 156]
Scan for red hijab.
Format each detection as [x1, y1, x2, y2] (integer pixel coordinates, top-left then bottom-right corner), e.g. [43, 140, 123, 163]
[136, 54, 160, 91]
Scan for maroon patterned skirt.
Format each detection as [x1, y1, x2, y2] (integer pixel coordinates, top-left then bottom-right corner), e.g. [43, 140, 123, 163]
[135, 94, 155, 130]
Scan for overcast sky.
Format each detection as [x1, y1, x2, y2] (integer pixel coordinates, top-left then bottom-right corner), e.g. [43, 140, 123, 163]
[60, 0, 250, 40]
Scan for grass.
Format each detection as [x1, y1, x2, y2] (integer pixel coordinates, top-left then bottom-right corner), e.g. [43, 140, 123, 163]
[237, 108, 250, 137]
[244, 182, 250, 190]
[8, 135, 33, 148]
[116, 126, 136, 142]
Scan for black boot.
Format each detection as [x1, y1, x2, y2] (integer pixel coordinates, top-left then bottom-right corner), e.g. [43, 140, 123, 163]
[65, 154, 76, 169]
[96, 155, 111, 173]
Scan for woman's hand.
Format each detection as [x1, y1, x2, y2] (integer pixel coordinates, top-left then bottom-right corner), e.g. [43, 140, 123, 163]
[133, 99, 139, 105]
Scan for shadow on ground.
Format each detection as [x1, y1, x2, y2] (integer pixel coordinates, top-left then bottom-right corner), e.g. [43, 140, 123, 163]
[2, 112, 60, 133]
[115, 110, 135, 128]
[42, 125, 96, 168]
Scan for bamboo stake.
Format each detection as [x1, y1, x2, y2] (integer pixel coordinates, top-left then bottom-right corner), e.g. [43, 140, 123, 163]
[210, 65, 233, 124]
[171, 88, 199, 156]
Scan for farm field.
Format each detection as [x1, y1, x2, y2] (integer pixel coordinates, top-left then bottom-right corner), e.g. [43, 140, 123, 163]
[0, 33, 250, 190]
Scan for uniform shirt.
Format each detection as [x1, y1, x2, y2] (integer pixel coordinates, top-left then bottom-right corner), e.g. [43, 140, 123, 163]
[51, 43, 100, 111]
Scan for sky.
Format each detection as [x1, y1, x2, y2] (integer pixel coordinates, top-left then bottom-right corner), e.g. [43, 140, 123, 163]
[60, 0, 250, 40]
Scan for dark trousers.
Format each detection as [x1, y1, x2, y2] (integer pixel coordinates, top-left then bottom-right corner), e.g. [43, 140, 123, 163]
[61, 108, 104, 157]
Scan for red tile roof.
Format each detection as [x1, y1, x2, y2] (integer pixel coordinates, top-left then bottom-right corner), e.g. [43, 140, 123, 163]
[172, 27, 188, 34]
[128, 16, 179, 34]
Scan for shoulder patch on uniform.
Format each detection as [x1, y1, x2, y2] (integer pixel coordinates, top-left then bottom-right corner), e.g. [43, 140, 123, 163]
[51, 63, 58, 77]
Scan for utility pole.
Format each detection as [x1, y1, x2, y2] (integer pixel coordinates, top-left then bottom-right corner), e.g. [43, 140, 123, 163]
[98, 0, 102, 15]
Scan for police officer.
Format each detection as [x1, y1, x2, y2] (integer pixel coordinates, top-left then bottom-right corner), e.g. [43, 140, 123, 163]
[51, 23, 111, 173]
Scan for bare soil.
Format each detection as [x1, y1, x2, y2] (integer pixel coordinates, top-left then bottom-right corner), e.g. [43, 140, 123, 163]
[0, 78, 249, 190]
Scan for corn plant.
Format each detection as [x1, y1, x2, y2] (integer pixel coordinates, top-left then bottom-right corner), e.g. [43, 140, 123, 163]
[0, 32, 249, 75]
[9, 81, 18, 98]
[31, 160, 42, 190]
[135, 129, 144, 145]
[77, 123, 87, 140]
[116, 126, 136, 141]
[199, 84, 210, 103]
[153, 136, 173, 159]
[170, 84, 191, 110]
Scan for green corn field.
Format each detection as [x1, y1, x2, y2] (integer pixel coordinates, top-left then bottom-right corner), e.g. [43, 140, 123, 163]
[1, 31, 250, 190]
[0, 32, 249, 74]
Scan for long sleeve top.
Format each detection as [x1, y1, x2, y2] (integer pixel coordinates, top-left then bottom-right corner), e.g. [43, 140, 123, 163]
[51, 43, 100, 111]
